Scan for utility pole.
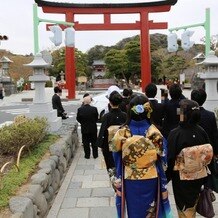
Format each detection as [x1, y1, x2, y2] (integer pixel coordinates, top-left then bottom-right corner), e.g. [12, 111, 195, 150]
[33, 3, 74, 54]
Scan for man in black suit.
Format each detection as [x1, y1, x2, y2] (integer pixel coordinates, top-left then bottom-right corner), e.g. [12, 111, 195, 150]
[145, 83, 164, 130]
[191, 89, 218, 155]
[162, 83, 185, 138]
[52, 86, 68, 119]
[76, 95, 99, 159]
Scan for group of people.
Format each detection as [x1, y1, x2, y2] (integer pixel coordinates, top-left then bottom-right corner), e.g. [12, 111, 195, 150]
[72, 83, 217, 218]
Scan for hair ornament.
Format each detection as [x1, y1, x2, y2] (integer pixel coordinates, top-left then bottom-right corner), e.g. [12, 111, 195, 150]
[191, 106, 200, 110]
[143, 102, 153, 118]
[131, 104, 144, 115]
[131, 102, 153, 118]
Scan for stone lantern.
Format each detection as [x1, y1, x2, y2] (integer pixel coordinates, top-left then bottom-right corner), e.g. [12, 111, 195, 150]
[199, 51, 218, 112]
[0, 56, 15, 96]
[0, 56, 13, 78]
[24, 53, 62, 132]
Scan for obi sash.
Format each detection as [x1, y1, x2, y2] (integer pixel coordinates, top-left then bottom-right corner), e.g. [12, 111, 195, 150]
[174, 143, 213, 180]
[109, 124, 164, 180]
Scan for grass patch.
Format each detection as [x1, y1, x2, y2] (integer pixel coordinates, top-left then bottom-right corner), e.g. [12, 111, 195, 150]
[0, 134, 59, 211]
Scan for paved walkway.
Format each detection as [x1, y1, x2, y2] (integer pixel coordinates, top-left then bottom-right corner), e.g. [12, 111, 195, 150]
[47, 143, 218, 218]
[47, 146, 117, 218]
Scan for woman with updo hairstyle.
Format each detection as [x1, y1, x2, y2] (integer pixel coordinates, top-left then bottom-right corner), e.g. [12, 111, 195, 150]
[167, 99, 213, 218]
[109, 94, 172, 218]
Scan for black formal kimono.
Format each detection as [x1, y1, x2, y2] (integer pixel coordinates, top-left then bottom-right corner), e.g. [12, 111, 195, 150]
[167, 123, 210, 216]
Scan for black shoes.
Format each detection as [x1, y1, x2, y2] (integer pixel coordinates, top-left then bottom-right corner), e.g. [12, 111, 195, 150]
[84, 156, 98, 159]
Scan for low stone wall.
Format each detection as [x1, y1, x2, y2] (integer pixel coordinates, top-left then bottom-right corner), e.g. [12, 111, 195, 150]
[9, 122, 79, 218]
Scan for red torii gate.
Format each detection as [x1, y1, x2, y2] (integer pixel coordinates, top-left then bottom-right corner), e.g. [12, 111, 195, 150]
[35, 0, 177, 99]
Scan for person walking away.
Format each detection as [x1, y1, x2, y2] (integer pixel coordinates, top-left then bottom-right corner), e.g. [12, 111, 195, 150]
[96, 91, 126, 218]
[166, 99, 213, 218]
[191, 89, 218, 155]
[119, 88, 131, 113]
[81, 93, 91, 106]
[162, 83, 185, 138]
[105, 85, 122, 114]
[97, 91, 126, 170]
[52, 86, 68, 119]
[145, 83, 164, 130]
[191, 89, 218, 192]
[76, 95, 99, 159]
[110, 95, 172, 218]
[0, 84, 4, 100]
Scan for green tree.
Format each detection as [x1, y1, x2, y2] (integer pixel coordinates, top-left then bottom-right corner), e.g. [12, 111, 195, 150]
[75, 49, 89, 77]
[124, 40, 141, 78]
[104, 49, 129, 84]
[49, 48, 65, 78]
[49, 47, 88, 78]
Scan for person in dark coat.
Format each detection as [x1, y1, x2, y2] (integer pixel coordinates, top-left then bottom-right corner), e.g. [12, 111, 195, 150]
[191, 89, 218, 193]
[119, 88, 131, 113]
[96, 91, 126, 171]
[145, 83, 164, 130]
[76, 95, 99, 159]
[191, 89, 218, 155]
[167, 99, 212, 218]
[52, 86, 68, 119]
[162, 83, 185, 138]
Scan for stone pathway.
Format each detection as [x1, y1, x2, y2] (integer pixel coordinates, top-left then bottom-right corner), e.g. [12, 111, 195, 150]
[47, 145, 218, 218]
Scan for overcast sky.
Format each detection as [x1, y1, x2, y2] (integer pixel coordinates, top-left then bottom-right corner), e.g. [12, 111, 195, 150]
[0, 0, 217, 55]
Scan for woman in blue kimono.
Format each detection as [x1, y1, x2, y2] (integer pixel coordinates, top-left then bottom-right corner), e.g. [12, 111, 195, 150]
[109, 95, 172, 218]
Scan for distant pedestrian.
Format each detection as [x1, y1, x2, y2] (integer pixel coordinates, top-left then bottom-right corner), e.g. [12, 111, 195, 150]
[76, 95, 99, 159]
[167, 99, 213, 218]
[52, 86, 68, 119]
[0, 83, 4, 99]
[145, 83, 164, 130]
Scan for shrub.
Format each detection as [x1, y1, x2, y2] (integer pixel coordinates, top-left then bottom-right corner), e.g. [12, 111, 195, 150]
[0, 134, 59, 210]
[0, 116, 48, 155]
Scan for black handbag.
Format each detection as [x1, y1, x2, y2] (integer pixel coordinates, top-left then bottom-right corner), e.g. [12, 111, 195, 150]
[196, 187, 215, 218]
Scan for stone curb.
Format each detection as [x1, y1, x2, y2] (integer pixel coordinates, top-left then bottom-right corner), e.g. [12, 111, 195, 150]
[9, 123, 79, 218]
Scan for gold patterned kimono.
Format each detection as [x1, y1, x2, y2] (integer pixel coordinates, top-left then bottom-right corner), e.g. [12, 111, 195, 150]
[108, 122, 172, 218]
[109, 124, 166, 179]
